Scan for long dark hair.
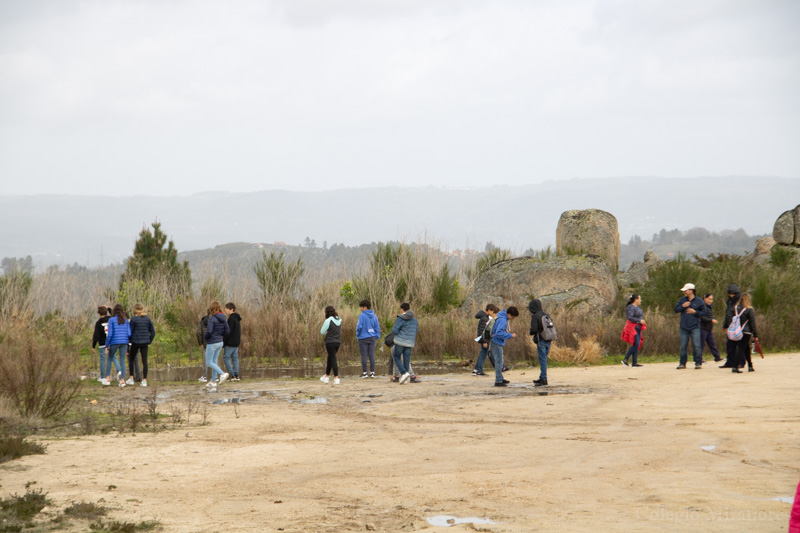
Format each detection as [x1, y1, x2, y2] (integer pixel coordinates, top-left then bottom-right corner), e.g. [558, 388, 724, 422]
[112, 304, 126, 325]
[627, 294, 640, 305]
[325, 305, 338, 319]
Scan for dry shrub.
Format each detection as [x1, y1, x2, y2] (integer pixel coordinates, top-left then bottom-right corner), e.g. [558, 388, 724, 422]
[548, 336, 604, 364]
[0, 326, 82, 420]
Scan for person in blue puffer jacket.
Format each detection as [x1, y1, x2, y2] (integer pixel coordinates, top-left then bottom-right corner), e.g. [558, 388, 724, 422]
[105, 304, 131, 387]
[355, 299, 381, 378]
[203, 301, 230, 387]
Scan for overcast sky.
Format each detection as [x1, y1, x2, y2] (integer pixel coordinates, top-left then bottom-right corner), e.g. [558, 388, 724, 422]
[1, 0, 798, 196]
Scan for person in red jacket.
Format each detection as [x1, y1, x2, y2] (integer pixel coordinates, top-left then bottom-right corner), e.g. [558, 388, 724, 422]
[790, 477, 800, 533]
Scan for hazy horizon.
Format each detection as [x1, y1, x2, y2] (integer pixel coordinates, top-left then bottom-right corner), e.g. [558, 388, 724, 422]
[2, 1, 799, 195]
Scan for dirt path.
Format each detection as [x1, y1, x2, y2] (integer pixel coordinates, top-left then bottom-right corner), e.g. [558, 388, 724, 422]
[3, 354, 799, 532]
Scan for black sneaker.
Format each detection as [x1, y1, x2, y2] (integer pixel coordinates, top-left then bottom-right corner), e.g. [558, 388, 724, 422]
[632, 364, 644, 367]
[748, 366, 755, 372]
[473, 371, 487, 376]
[410, 377, 421, 383]
[676, 364, 686, 369]
[695, 364, 702, 370]
[502, 379, 509, 384]
[621, 360, 629, 367]
[360, 372, 368, 379]
[534, 379, 548, 387]
[533, 378, 545, 384]
[494, 382, 507, 387]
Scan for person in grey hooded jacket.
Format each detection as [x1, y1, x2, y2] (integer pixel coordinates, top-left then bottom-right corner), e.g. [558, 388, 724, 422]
[391, 303, 419, 384]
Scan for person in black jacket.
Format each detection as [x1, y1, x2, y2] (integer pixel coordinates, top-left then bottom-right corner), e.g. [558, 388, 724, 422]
[222, 302, 242, 382]
[195, 309, 211, 382]
[472, 307, 496, 376]
[529, 299, 552, 386]
[730, 292, 758, 373]
[129, 303, 156, 386]
[720, 284, 741, 368]
[699, 293, 721, 362]
[92, 306, 111, 383]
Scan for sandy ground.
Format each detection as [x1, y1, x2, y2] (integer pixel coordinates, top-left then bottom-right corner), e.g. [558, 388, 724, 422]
[2, 354, 799, 532]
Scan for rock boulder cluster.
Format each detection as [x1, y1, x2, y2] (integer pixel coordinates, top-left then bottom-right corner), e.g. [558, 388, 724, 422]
[772, 205, 800, 245]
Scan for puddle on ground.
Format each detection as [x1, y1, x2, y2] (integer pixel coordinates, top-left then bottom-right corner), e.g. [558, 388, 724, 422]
[772, 496, 794, 503]
[294, 397, 327, 405]
[426, 515, 494, 527]
[701, 445, 716, 452]
[213, 398, 245, 405]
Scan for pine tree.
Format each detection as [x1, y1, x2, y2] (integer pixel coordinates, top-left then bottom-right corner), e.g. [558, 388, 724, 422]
[119, 221, 191, 296]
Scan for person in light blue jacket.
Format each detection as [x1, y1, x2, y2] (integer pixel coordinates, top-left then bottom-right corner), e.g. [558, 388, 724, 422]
[391, 302, 419, 384]
[355, 299, 381, 378]
[105, 304, 131, 387]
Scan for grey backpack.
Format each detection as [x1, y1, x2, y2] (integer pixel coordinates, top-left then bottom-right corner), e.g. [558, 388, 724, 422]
[539, 314, 558, 341]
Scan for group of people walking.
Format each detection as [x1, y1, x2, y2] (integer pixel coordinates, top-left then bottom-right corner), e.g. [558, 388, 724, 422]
[92, 303, 155, 387]
[620, 282, 759, 372]
[94, 283, 760, 389]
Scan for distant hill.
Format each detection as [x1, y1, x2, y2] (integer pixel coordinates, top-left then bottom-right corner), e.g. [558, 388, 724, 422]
[0, 176, 796, 269]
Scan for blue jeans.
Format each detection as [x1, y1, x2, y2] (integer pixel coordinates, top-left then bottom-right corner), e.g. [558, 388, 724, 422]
[105, 344, 125, 378]
[537, 340, 551, 380]
[223, 346, 239, 376]
[491, 342, 504, 384]
[205, 342, 225, 381]
[679, 328, 702, 365]
[98, 346, 107, 379]
[475, 343, 490, 372]
[624, 327, 641, 365]
[392, 345, 412, 375]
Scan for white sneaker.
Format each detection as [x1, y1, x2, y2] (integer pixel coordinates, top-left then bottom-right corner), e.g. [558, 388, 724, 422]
[141, 379, 148, 387]
[101, 378, 110, 386]
[400, 372, 411, 384]
[360, 372, 368, 379]
[119, 380, 126, 388]
[126, 377, 134, 385]
[320, 375, 329, 384]
[369, 372, 376, 379]
[218, 373, 229, 385]
[117, 371, 122, 381]
[206, 381, 217, 387]
[97, 377, 105, 383]
[333, 377, 340, 385]
[198, 376, 207, 382]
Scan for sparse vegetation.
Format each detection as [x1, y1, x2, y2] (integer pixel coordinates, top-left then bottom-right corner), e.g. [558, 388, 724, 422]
[0, 436, 46, 464]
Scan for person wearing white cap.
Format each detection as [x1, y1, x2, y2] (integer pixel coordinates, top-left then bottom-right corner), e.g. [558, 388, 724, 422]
[674, 283, 707, 369]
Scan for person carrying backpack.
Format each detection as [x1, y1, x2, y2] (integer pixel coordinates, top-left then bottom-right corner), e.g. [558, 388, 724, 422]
[719, 284, 742, 368]
[529, 299, 555, 386]
[728, 292, 758, 373]
[472, 307, 495, 376]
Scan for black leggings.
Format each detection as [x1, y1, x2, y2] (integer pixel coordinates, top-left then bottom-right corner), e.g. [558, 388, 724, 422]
[129, 344, 149, 380]
[325, 343, 340, 377]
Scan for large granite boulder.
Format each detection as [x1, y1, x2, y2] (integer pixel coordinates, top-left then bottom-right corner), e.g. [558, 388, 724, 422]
[794, 205, 800, 245]
[556, 209, 620, 272]
[643, 249, 663, 269]
[773, 209, 795, 245]
[461, 255, 618, 315]
[751, 237, 777, 265]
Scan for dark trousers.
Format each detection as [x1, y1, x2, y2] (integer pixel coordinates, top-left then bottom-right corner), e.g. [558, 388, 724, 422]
[128, 344, 147, 380]
[734, 334, 752, 368]
[325, 343, 340, 376]
[700, 330, 720, 361]
[624, 327, 642, 365]
[725, 338, 738, 366]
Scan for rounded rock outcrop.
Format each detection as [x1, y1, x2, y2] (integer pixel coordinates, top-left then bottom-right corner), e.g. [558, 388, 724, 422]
[556, 209, 620, 272]
[460, 255, 618, 315]
[773, 209, 795, 245]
